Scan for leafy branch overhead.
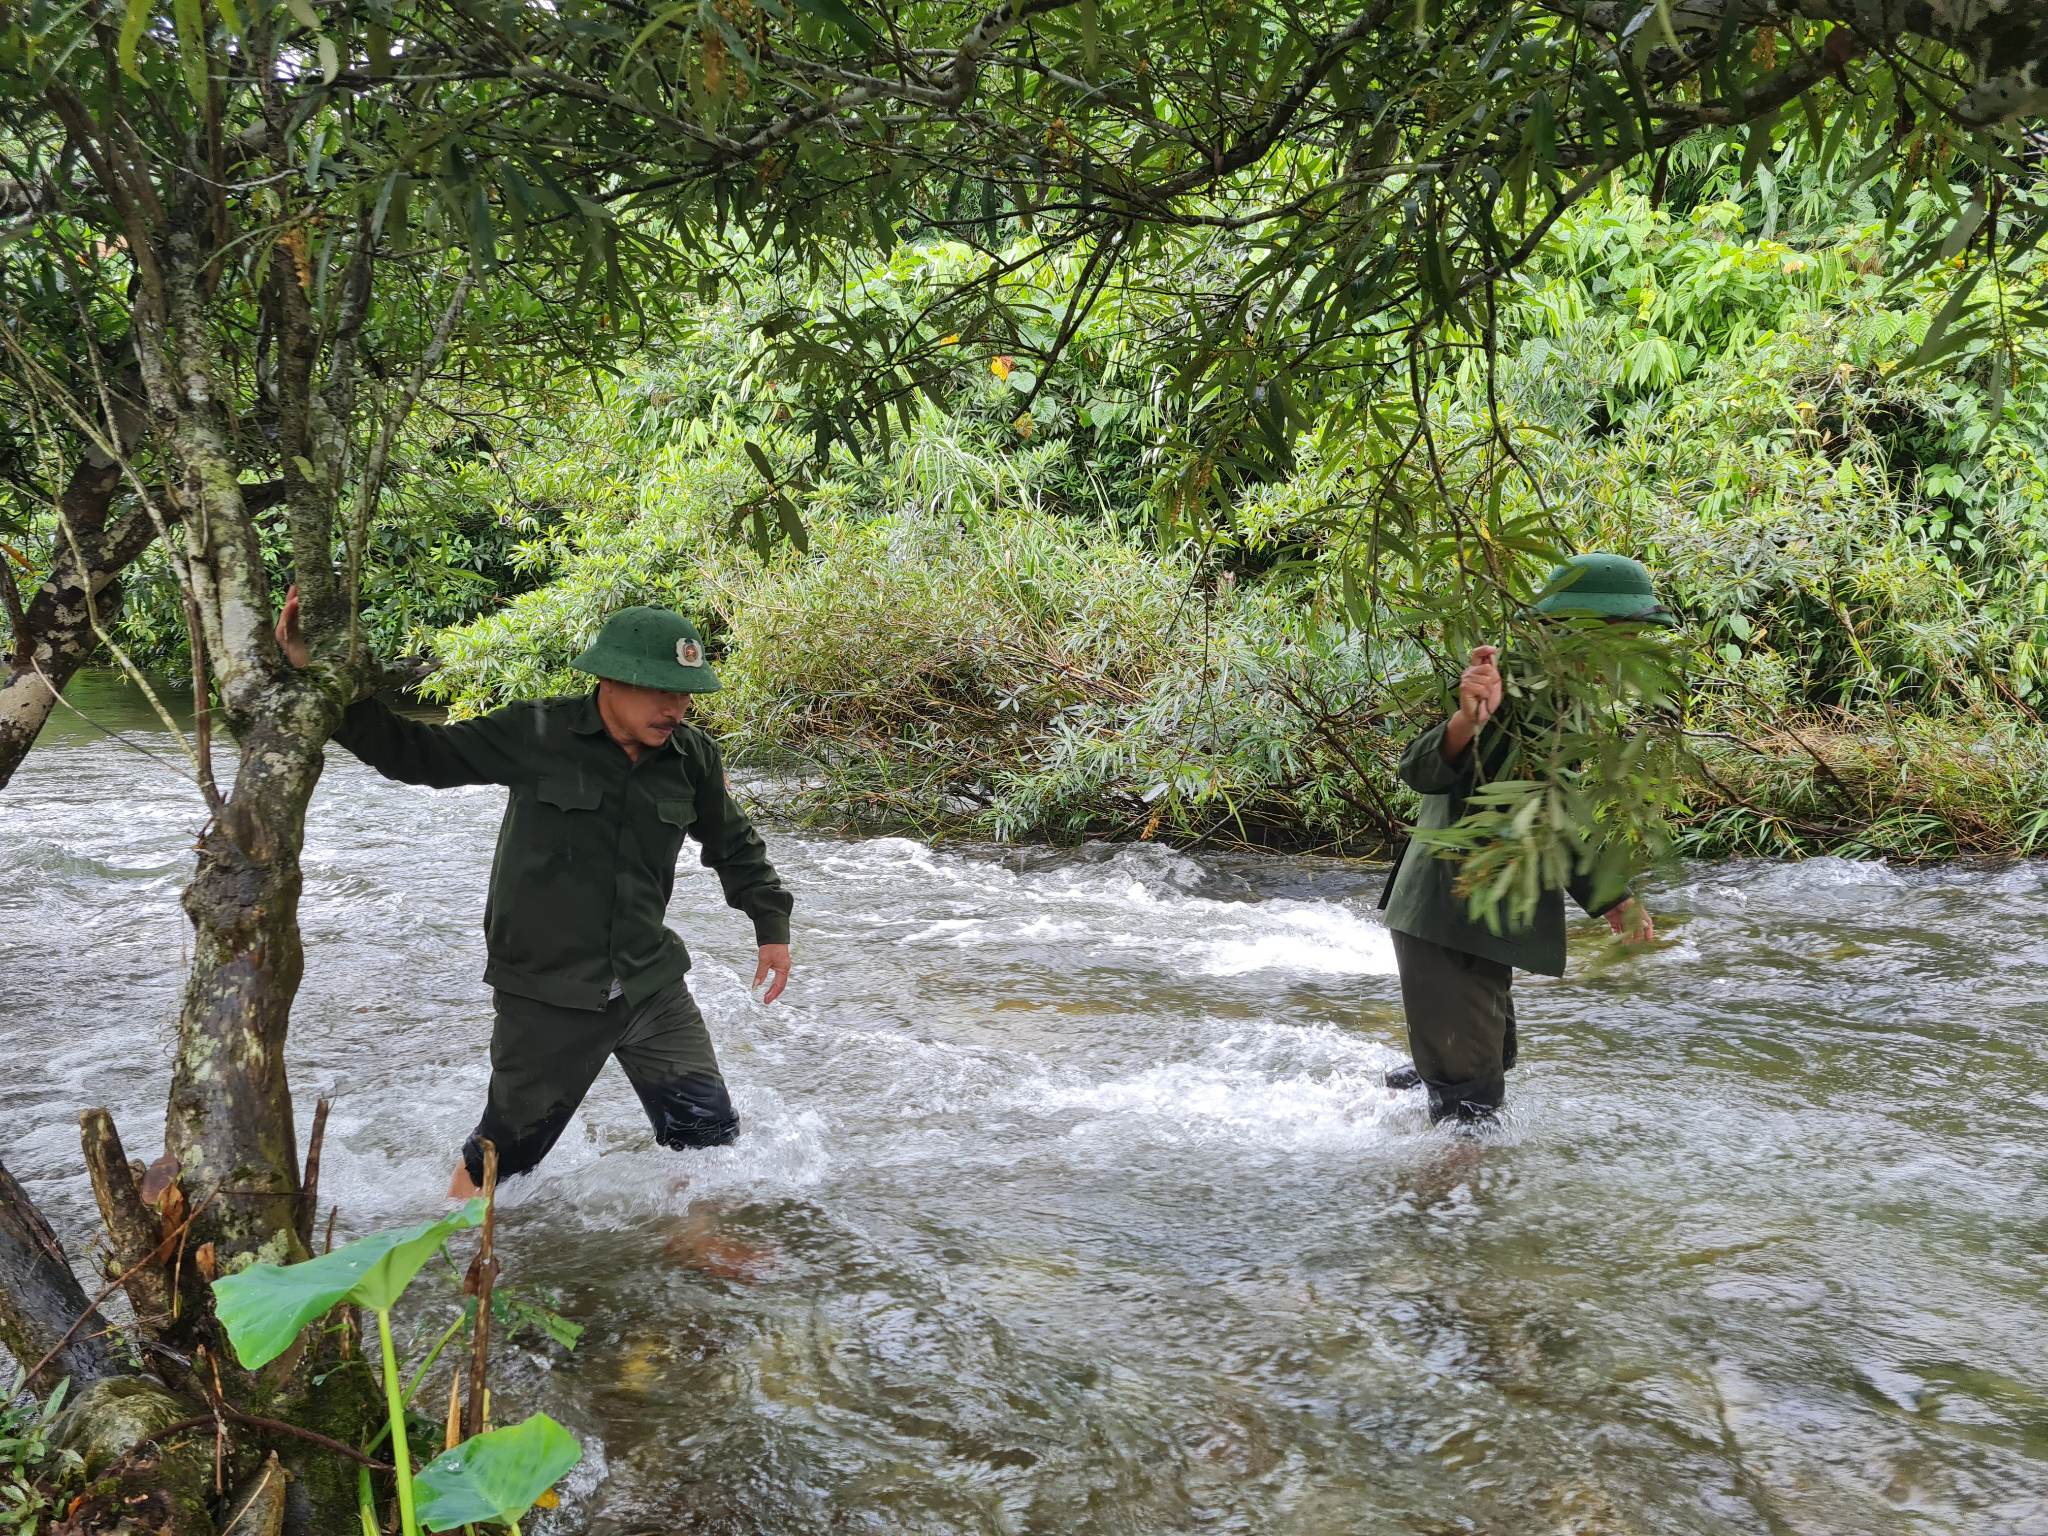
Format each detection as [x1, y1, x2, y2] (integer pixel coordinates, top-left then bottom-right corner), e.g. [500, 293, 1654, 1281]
[7, 0, 2039, 340]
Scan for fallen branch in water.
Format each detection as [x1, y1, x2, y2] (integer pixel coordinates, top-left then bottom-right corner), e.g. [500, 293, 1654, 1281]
[297, 1096, 331, 1254]
[462, 1138, 501, 1439]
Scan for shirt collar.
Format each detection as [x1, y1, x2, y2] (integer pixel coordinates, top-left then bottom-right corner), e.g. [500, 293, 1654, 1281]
[571, 688, 689, 754]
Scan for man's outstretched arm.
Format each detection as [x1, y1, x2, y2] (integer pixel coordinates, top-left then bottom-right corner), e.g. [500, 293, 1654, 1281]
[690, 735, 794, 1003]
[278, 585, 526, 789]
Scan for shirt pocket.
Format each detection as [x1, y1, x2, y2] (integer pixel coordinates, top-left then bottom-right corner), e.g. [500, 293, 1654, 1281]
[537, 775, 602, 813]
[650, 797, 697, 878]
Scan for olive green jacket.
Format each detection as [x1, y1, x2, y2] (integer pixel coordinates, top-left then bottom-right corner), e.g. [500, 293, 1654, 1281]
[1380, 712, 1609, 978]
[332, 692, 793, 1011]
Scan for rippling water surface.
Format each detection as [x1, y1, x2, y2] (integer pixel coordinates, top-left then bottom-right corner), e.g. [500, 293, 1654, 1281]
[5, 676, 2046, 1534]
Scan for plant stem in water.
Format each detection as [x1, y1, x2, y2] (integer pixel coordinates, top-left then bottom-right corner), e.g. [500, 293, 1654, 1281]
[377, 1307, 421, 1536]
[365, 1306, 472, 1455]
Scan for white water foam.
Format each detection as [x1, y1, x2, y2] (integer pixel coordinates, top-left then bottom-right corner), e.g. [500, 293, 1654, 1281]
[1661, 855, 1911, 913]
[1004, 1022, 1415, 1153]
[816, 839, 1395, 979]
[530, 1095, 836, 1228]
[530, 1432, 608, 1536]
[1194, 902, 1396, 977]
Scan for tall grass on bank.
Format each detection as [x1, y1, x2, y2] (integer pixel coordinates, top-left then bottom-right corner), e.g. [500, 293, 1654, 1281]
[1683, 715, 2048, 860]
[696, 508, 1414, 850]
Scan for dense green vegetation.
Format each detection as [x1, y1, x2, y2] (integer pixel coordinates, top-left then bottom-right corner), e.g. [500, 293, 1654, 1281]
[172, 142, 2032, 862]
[8, 0, 2041, 894]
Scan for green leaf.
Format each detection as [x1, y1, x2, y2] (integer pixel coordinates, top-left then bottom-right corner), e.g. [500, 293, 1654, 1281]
[317, 33, 339, 82]
[1938, 193, 1987, 262]
[1527, 90, 1554, 162]
[414, 1415, 581, 1531]
[773, 495, 811, 554]
[621, 0, 696, 69]
[793, 0, 875, 42]
[117, 0, 153, 77]
[171, 0, 207, 101]
[1815, 101, 1851, 174]
[1910, 270, 1984, 370]
[369, 170, 401, 238]
[212, 1202, 484, 1369]
[1738, 107, 1780, 186]
[214, 0, 243, 39]
[490, 1291, 584, 1350]
[1793, 89, 1824, 152]
[468, 176, 496, 267]
[284, 0, 319, 29]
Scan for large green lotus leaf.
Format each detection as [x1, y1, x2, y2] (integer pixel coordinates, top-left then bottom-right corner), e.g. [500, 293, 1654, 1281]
[212, 1200, 485, 1368]
[415, 1413, 582, 1530]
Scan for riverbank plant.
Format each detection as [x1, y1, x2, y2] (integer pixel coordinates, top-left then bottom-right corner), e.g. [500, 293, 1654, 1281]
[212, 1202, 578, 1535]
[0, 1381, 75, 1534]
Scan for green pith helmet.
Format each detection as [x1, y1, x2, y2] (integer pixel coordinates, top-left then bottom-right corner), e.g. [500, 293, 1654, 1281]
[571, 606, 722, 693]
[1530, 553, 1674, 626]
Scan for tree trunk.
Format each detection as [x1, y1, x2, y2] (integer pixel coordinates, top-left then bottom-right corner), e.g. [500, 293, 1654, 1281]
[7, 112, 392, 1536]
[0, 1158, 129, 1396]
[163, 712, 326, 1271]
[0, 1158, 216, 1536]
[0, 445, 161, 790]
[120, 205, 344, 1273]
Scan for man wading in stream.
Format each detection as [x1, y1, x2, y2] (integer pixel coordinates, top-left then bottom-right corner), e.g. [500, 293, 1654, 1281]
[1380, 553, 1671, 1125]
[278, 592, 793, 1196]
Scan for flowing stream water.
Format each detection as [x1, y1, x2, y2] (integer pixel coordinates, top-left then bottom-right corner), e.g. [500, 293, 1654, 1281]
[4, 675, 2045, 1535]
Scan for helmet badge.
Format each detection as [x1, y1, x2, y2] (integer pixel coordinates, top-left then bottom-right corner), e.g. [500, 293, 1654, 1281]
[676, 638, 704, 668]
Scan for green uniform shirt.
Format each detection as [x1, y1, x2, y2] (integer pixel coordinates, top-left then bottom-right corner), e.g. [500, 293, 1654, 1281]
[1380, 712, 1607, 978]
[332, 692, 793, 1011]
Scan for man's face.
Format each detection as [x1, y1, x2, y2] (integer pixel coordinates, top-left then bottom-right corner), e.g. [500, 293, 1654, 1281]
[601, 679, 694, 750]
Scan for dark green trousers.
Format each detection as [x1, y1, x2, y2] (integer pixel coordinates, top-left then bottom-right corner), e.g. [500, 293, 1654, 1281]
[462, 977, 737, 1183]
[1390, 929, 1517, 1123]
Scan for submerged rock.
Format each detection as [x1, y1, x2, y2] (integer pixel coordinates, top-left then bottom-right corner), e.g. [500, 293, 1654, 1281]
[53, 1375, 196, 1475]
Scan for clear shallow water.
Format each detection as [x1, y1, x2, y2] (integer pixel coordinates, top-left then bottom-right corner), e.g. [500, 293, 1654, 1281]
[4, 675, 2046, 1534]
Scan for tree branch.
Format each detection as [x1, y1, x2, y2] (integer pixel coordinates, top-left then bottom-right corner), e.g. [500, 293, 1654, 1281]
[1560, 0, 2048, 125]
[725, 0, 1080, 163]
[347, 272, 474, 668]
[0, 1157, 132, 1395]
